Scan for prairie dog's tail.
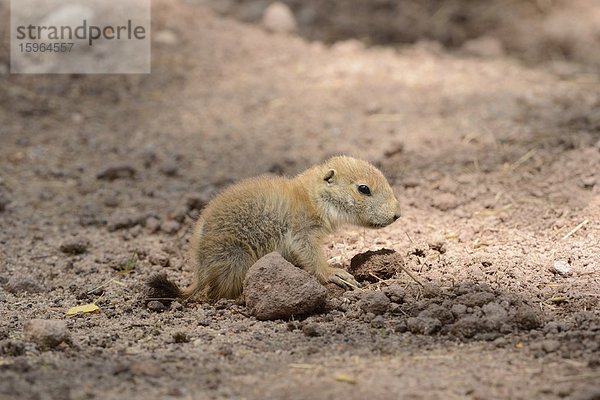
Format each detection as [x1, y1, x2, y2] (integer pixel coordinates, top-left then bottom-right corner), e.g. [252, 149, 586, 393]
[146, 274, 199, 304]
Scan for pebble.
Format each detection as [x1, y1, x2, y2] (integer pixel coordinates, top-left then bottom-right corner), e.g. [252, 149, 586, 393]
[550, 260, 572, 277]
[23, 319, 70, 349]
[262, 2, 297, 34]
[149, 253, 170, 267]
[358, 291, 390, 315]
[146, 300, 165, 312]
[302, 323, 322, 337]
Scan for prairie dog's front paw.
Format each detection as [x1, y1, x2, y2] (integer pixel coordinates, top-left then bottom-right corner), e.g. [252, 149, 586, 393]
[327, 267, 361, 290]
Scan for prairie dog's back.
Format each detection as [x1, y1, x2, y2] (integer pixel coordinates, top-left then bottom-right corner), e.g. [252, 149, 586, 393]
[195, 177, 295, 259]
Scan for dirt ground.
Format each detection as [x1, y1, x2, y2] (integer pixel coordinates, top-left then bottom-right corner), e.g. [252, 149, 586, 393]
[1, 0, 599, 399]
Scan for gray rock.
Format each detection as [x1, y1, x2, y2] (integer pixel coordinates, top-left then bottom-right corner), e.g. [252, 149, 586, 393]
[5, 275, 43, 294]
[23, 319, 70, 349]
[358, 291, 390, 315]
[243, 252, 327, 320]
[262, 2, 297, 34]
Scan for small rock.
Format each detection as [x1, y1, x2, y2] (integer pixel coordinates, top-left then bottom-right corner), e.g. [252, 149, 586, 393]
[171, 301, 184, 311]
[102, 192, 120, 207]
[145, 216, 161, 233]
[172, 331, 188, 343]
[96, 163, 137, 180]
[23, 319, 70, 349]
[59, 238, 89, 255]
[159, 158, 178, 176]
[243, 252, 327, 320]
[358, 291, 390, 315]
[5, 275, 43, 294]
[262, 2, 297, 34]
[582, 176, 596, 188]
[550, 260, 572, 277]
[541, 339, 561, 353]
[428, 235, 446, 254]
[169, 205, 189, 223]
[383, 142, 404, 158]
[302, 323, 322, 337]
[146, 300, 165, 312]
[149, 253, 170, 267]
[160, 220, 181, 235]
[383, 284, 406, 303]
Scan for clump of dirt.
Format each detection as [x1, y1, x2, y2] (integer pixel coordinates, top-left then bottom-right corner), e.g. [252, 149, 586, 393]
[348, 248, 401, 283]
[336, 282, 542, 341]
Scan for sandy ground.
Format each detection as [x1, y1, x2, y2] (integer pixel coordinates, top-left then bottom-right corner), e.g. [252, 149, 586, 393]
[1, 1, 599, 399]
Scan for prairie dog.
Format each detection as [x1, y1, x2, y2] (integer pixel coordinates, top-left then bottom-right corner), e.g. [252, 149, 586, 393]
[148, 156, 401, 301]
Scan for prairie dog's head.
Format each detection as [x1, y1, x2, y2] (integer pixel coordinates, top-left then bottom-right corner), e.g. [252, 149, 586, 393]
[313, 156, 401, 229]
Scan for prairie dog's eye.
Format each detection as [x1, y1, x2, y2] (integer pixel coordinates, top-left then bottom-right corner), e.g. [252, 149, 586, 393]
[357, 184, 371, 195]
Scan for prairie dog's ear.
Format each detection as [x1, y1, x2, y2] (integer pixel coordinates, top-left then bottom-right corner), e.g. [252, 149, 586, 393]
[323, 169, 336, 184]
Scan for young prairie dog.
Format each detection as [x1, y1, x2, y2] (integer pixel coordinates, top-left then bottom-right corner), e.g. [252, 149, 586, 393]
[148, 156, 401, 301]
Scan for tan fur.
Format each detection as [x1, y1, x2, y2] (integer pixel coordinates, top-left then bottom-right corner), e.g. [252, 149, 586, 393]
[178, 156, 401, 301]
